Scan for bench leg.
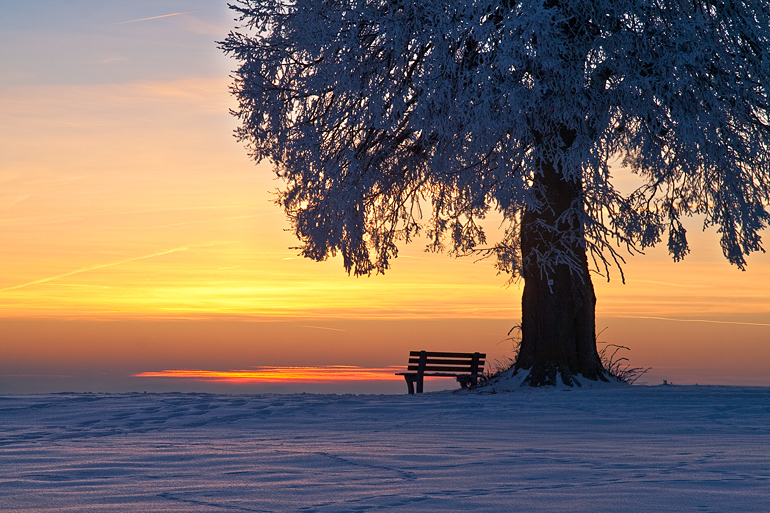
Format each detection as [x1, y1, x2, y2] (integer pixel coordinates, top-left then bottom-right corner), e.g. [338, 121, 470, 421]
[416, 375, 424, 394]
[404, 375, 415, 394]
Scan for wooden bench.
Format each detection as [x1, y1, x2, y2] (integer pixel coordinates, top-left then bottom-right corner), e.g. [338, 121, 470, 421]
[395, 350, 486, 394]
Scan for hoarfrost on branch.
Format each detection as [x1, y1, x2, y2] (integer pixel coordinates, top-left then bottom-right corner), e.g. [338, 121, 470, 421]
[221, 0, 770, 280]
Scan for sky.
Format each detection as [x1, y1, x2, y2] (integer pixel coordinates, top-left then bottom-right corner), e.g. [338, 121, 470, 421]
[1, 0, 769, 394]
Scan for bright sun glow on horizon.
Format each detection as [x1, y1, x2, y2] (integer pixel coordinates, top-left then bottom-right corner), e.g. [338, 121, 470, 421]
[135, 366, 403, 383]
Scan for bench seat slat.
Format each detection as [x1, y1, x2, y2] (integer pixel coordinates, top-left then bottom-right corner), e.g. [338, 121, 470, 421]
[395, 372, 472, 376]
[396, 372, 473, 377]
[407, 365, 481, 372]
[423, 372, 473, 377]
[408, 357, 485, 365]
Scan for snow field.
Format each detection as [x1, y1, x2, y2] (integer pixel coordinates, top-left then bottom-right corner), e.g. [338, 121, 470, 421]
[1, 386, 769, 512]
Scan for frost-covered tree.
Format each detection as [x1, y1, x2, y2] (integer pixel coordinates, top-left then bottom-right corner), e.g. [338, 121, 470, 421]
[221, 0, 770, 386]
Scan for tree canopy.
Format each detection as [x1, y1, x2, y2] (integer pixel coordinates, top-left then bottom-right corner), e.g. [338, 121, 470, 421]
[222, 0, 770, 280]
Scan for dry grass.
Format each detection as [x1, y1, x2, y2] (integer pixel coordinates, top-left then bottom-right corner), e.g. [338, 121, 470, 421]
[599, 343, 651, 385]
[477, 325, 651, 387]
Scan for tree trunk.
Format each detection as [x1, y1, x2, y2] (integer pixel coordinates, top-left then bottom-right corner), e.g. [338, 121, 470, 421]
[514, 157, 606, 386]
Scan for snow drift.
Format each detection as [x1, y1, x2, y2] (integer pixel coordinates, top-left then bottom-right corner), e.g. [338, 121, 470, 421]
[2, 386, 769, 512]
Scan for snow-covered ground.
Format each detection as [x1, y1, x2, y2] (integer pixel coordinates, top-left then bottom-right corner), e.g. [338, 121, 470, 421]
[2, 385, 769, 512]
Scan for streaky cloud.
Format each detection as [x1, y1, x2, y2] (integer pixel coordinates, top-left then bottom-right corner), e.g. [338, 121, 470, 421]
[119, 9, 200, 24]
[135, 366, 400, 383]
[0, 241, 233, 293]
[621, 316, 770, 328]
[632, 279, 712, 289]
[300, 325, 347, 332]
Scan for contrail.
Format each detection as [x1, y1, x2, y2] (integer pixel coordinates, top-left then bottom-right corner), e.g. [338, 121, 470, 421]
[0, 241, 231, 293]
[620, 315, 770, 327]
[119, 9, 200, 24]
[633, 279, 709, 289]
[300, 325, 347, 332]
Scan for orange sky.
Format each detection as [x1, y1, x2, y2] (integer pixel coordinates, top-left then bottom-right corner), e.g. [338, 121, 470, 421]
[1, 1, 769, 393]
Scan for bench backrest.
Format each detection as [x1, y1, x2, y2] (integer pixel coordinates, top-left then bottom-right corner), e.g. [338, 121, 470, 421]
[408, 351, 486, 375]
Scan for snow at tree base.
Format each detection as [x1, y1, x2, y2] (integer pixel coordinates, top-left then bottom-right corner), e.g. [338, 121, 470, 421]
[221, 0, 770, 386]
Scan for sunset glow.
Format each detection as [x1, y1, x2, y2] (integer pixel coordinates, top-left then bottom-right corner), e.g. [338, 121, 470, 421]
[135, 366, 403, 383]
[1, 1, 769, 393]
